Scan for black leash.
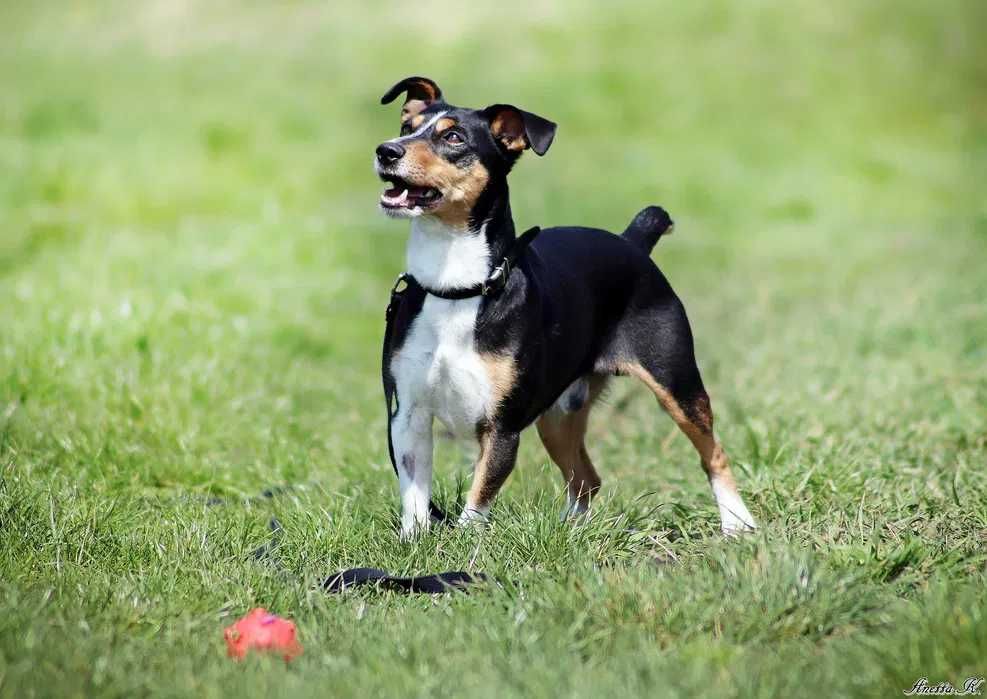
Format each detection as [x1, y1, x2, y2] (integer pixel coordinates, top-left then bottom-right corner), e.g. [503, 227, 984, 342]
[248, 515, 485, 594]
[323, 568, 486, 594]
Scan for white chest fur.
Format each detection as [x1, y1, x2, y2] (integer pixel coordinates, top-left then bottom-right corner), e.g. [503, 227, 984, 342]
[392, 218, 494, 435]
[406, 218, 490, 290]
[392, 296, 491, 435]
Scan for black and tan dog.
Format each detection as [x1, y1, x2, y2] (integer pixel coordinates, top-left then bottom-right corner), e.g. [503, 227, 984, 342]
[375, 76, 756, 538]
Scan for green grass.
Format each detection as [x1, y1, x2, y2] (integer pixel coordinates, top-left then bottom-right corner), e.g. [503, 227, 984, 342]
[2, 1, 986, 697]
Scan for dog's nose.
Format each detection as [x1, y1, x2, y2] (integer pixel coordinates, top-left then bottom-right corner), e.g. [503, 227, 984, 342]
[376, 142, 405, 165]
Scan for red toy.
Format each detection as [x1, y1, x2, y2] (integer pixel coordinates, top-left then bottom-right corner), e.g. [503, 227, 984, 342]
[224, 608, 303, 661]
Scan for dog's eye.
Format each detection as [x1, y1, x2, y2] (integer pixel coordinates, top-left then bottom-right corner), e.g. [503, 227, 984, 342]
[442, 130, 464, 145]
[400, 123, 412, 136]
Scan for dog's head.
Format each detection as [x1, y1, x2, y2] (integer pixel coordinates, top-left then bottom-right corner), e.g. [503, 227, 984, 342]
[374, 76, 556, 228]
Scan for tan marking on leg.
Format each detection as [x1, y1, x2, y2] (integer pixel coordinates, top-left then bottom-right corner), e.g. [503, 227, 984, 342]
[463, 428, 521, 519]
[465, 429, 495, 511]
[618, 362, 716, 464]
[576, 444, 600, 496]
[536, 415, 575, 485]
[618, 363, 692, 425]
[618, 362, 755, 532]
[536, 378, 606, 513]
[479, 352, 517, 416]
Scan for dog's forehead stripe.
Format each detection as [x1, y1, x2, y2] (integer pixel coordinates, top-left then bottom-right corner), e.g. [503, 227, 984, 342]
[388, 110, 448, 144]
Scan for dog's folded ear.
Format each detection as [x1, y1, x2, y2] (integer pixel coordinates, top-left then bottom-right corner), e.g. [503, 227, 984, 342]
[482, 104, 557, 156]
[380, 76, 443, 107]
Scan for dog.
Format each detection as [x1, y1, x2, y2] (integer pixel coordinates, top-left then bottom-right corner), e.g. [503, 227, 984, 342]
[374, 76, 757, 539]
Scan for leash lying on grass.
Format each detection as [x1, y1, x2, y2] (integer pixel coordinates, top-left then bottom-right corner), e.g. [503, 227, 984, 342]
[322, 567, 485, 593]
[207, 491, 485, 594]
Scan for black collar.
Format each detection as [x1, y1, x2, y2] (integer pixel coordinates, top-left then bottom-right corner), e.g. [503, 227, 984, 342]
[403, 225, 541, 300]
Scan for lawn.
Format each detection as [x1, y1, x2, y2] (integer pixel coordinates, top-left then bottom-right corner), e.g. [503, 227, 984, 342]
[1, 1, 985, 697]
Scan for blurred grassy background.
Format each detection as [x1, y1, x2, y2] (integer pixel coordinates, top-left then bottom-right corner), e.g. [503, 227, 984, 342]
[1, 1, 985, 697]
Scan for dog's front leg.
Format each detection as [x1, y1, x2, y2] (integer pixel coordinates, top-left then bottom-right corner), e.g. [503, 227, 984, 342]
[460, 428, 520, 524]
[390, 405, 434, 539]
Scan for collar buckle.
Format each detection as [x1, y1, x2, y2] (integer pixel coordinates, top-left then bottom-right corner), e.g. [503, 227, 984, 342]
[481, 258, 511, 296]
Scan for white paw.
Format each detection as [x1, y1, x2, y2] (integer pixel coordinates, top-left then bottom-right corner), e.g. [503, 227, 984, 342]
[712, 479, 757, 536]
[458, 506, 489, 526]
[719, 507, 757, 536]
[559, 495, 589, 522]
[399, 518, 430, 542]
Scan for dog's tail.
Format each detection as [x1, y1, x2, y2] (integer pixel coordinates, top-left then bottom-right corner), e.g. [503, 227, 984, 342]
[621, 206, 674, 253]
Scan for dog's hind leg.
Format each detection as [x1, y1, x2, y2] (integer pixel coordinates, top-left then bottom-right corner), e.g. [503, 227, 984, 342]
[613, 314, 757, 534]
[536, 375, 607, 519]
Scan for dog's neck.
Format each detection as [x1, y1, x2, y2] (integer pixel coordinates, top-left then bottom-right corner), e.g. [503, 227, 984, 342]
[406, 190, 516, 291]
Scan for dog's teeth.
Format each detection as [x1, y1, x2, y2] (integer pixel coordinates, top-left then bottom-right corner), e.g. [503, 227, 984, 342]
[381, 188, 411, 206]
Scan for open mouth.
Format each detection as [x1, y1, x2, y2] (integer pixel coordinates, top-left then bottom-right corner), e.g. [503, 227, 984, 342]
[379, 176, 442, 210]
